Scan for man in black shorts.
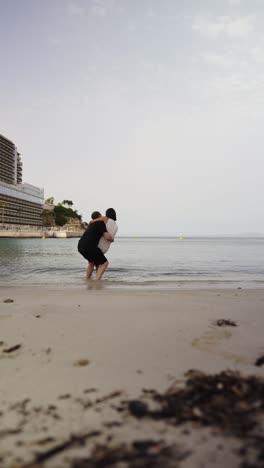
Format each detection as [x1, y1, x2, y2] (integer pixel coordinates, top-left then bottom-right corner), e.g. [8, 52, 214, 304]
[78, 217, 113, 280]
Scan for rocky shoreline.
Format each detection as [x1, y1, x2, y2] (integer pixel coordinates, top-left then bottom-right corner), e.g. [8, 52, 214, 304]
[0, 229, 84, 238]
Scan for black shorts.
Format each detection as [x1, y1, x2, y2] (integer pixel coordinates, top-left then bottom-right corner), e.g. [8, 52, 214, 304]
[80, 247, 107, 267]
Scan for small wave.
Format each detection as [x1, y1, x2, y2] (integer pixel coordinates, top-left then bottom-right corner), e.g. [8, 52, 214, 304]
[23, 266, 84, 274]
[107, 267, 131, 273]
[162, 271, 209, 277]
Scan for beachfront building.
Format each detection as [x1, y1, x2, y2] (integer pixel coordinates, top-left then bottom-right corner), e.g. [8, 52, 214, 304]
[0, 133, 44, 226]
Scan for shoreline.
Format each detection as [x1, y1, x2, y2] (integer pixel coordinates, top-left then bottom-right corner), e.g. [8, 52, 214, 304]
[1, 287, 264, 467]
[1, 282, 264, 291]
[0, 229, 83, 238]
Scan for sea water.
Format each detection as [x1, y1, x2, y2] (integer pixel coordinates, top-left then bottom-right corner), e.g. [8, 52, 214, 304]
[0, 237, 263, 289]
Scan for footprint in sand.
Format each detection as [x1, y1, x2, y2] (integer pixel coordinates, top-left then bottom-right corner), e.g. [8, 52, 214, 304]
[192, 323, 250, 365]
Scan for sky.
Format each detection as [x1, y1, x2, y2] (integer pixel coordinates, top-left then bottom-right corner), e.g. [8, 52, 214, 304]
[0, 0, 263, 236]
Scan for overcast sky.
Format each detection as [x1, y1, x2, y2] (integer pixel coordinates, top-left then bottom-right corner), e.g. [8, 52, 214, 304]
[0, 0, 263, 235]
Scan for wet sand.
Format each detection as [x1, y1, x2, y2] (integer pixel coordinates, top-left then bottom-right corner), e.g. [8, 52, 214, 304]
[0, 287, 264, 467]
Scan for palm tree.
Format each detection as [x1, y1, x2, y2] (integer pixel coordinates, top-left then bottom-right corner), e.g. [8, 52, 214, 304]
[62, 200, 74, 207]
[45, 197, 54, 205]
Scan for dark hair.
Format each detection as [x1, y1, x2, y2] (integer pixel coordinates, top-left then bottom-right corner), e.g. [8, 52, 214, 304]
[105, 208, 117, 221]
[91, 211, 101, 220]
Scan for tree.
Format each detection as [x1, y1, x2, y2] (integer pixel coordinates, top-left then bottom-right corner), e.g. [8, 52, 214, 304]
[62, 200, 73, 207]
[54, 204, 82, 226]
[43, 199, 81, 226]
[45, 197, 54, 205]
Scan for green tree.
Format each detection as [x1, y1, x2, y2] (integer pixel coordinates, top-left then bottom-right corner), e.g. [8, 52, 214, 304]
[54, 204, 82, 226]
[62, 200, 74, 207]
[44, 199, 81, 226]
[45, 197, 54, 205]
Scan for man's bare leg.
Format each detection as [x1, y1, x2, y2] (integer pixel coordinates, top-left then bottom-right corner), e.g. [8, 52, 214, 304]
[95, 261, 109, 281]
[86, 262, 95, 279]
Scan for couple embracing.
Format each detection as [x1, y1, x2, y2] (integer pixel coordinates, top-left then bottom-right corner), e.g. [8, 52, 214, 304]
[78, 208, 118, 281]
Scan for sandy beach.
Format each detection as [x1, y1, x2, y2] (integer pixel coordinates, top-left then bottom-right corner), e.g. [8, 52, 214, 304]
[0, 287, 264, 467]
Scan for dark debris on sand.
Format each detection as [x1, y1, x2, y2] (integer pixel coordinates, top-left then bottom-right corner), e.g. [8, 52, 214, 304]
[240, 435, 264, 468]
[127, 371, 264, 467]
[3, 371, 264, 468]
[255, 356, 264, 367]
[2, 343, 22, 353]
[70, 441, 188, 468]
[128, 370, 264, 438]
[216, 319, 237, 327]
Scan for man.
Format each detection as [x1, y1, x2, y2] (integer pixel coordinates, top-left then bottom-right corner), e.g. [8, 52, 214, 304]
[91, 210, 102, 220]
[78, 215, 113, 281]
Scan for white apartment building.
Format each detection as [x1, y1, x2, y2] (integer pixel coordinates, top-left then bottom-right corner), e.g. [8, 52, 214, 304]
[0, 133, 44, 226]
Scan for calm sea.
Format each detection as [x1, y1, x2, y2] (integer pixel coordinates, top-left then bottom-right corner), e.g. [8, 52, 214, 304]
[0, 237, 264, 289]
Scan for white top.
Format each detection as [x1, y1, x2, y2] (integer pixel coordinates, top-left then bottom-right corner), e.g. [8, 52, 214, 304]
[98, 219, 118, 254]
